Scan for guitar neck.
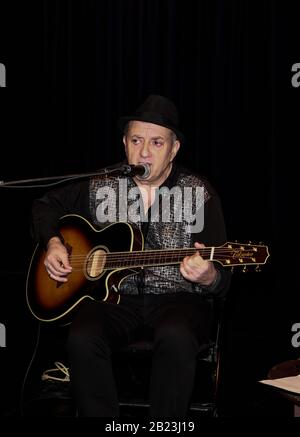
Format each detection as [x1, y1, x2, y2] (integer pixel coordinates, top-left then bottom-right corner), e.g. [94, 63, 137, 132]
[103, 243, 268, 269]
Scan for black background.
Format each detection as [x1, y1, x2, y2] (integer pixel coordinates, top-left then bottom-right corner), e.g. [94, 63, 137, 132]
[0, 0, 299, 417]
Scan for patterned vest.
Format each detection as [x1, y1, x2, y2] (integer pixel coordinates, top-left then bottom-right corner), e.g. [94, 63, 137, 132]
[88, 166, 210, 295]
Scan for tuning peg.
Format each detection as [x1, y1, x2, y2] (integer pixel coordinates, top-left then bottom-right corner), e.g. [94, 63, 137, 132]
[248, 241, 252, 245]
[242, 266, 248, 273]
[255, 265, 261, 272]
[231, 267, 235, 273]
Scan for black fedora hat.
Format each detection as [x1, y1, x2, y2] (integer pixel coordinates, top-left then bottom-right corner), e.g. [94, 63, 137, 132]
[118, 94, 184, 143]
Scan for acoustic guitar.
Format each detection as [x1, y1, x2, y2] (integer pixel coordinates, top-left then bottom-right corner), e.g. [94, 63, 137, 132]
[26, 214, 270, 323]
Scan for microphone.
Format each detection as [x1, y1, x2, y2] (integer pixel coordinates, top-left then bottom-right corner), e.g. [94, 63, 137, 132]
[120, 163, 151, 179]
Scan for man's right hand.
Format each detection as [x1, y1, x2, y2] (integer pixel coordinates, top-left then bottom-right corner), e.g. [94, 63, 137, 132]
[44, 236, 72, 282]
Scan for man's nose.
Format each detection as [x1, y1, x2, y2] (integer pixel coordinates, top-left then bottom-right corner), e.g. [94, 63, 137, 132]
[140, 142, 151, 157]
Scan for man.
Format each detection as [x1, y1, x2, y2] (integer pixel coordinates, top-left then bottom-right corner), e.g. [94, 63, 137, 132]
[31, 94, 231, 417]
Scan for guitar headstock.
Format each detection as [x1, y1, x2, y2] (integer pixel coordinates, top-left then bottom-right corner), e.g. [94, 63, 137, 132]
[215, 242, 270, 269]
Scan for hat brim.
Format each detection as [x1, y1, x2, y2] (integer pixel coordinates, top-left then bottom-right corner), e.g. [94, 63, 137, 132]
[118, 115, 185, 143]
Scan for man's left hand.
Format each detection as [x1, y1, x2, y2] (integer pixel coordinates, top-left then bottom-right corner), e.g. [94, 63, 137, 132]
[180, 242, 218, 286]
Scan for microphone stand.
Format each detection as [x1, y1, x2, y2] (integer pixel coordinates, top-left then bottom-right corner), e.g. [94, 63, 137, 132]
[0, 163, 128, 189]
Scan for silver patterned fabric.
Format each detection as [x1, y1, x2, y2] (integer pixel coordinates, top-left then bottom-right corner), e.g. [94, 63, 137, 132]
[89, 167, 210, 295]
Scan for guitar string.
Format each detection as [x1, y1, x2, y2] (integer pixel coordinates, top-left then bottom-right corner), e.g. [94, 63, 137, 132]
[67, 246, 262, 256]
[66, 247, 262, 260]
[56, 260, 264, 272]
[40, 247, 265, 271]
[58, 250, 264, 271]
[66, 250, 262, 263]
[66, 255, 259, 267]
[67, 254, 257, 262]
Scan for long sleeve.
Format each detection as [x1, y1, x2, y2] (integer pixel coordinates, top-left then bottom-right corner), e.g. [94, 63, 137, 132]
[192, 190, 231, 298]
[31, 179, 90, 248]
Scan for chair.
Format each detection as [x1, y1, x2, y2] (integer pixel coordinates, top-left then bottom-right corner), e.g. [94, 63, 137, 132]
[22, 298, 225, 417]
[113, 298, 225, 417]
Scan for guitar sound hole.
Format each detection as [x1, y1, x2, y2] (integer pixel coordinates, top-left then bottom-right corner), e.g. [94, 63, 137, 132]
[86, 248, 107, 279]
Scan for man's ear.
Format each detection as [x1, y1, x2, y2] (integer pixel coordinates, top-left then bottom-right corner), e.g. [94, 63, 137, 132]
[171, 140, 180, 161]
[123, 135, 129, 156]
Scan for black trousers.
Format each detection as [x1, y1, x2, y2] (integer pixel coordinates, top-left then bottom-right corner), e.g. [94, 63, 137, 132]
[67, 292, 212, 417]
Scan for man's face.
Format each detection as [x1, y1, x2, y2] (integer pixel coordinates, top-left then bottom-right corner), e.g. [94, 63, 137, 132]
[123, 121, 180, 186]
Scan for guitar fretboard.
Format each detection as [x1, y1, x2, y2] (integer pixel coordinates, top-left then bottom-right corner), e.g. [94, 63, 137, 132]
[105, 248, 208, 269]
[99, 246, 258, 269]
